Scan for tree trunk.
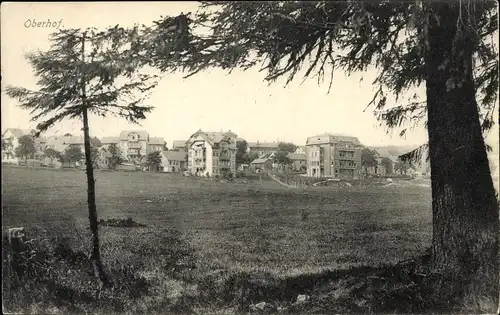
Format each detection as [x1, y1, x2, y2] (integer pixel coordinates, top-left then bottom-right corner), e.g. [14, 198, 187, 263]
[425, 3, 499, 308]
[81, 33, 109, 286]
[82, 109, 109, 286]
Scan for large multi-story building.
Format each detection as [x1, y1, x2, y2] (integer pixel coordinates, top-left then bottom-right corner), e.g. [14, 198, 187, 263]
[305, 133, 363, 179]
[101, 130, 165, 162]
[247, 141, 280, 156]
[186, 129, 237, 176]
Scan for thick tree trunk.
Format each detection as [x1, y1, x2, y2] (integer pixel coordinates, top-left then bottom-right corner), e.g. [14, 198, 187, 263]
[425, 2, 499, 308]
[81, 33, 109, 286]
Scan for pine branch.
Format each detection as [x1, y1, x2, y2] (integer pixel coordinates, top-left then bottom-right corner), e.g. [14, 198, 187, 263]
[137, 1, 497, 137]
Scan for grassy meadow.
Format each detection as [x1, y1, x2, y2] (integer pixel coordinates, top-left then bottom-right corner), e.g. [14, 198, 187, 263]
[2, 166, 443, 314]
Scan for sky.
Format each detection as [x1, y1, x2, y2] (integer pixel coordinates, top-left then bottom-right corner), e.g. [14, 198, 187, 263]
[1, 2, 498, 151]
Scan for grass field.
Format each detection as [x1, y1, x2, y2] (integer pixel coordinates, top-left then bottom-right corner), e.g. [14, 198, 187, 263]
[2, 166, 436, 314]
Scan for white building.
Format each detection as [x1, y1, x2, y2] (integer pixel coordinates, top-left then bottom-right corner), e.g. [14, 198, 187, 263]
[160, 150, 187, 173]
[1, 128, 38, 163]
[186, 129, 237, 177]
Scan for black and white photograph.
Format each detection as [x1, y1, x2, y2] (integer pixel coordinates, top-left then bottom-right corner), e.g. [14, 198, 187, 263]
[1, 1, 499, 314]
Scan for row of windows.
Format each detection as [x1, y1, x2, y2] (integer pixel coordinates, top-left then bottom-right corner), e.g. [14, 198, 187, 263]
[339, 151, 355, 158]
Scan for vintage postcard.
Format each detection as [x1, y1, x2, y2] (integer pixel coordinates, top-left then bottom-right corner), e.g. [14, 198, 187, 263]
[2, 2, 499, 314]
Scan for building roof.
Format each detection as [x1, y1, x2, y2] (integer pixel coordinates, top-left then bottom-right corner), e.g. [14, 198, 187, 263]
[251, 157, 272, 164]
[306, 133, 362, 146]
[162, 150, 187, 161]
[372, 149, 399, 164]
[148, 137, 165, 145]
[247, 141, 280, 149]
[45, 135, 84, 152]
[388, 155, 399, 163]
[172, 140, 187, 148]
[205, 132, 229, 143]
[101, 137, 119, 144]
[2, 128, 35, 139]
[188, 130, 238, 147]
[119, 130, 149, 141]
[287, 153, 306, 161]
[46, 135, 83, 144]
[65, 136, 84, 144]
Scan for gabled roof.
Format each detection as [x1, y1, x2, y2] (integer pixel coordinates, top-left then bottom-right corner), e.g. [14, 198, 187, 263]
[44, 135, 84, 152]
[247, 141, 280, 149]
[371, 148, 391, 158]
[2, 128, 35, 139]
[148, 137, 164, 145]
[388, 155, 399, 163]
[46, 135, 83, 145]
[172, 140, 187, 148]
[251, 157, 272, 164]
[161, 150, 187, 161]
[188, 130, 237, 147]
[101, 137, 119, 144]
[306, 133, 362, 146]
[64, 136, 84, 144]
[119, 130, 149, 141]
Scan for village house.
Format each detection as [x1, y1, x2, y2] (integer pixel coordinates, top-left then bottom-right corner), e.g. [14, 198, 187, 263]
[250, 154, 274, 172]
[186, 129, 238, 177]
[1, 128, 39, 163]
[364, 148, 398, 176]
[160, 150, 188, 173]
[288, 153, 307, 172]
[247, 141, 280, 156]
[305, 133, 363, 179]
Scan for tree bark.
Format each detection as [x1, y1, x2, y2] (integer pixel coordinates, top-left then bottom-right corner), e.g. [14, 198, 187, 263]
[424, 2, 499, 307]
[81, 32, 109, 286]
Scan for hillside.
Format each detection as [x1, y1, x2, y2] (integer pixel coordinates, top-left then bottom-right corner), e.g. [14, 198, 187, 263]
[366, 145, 418, 158]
